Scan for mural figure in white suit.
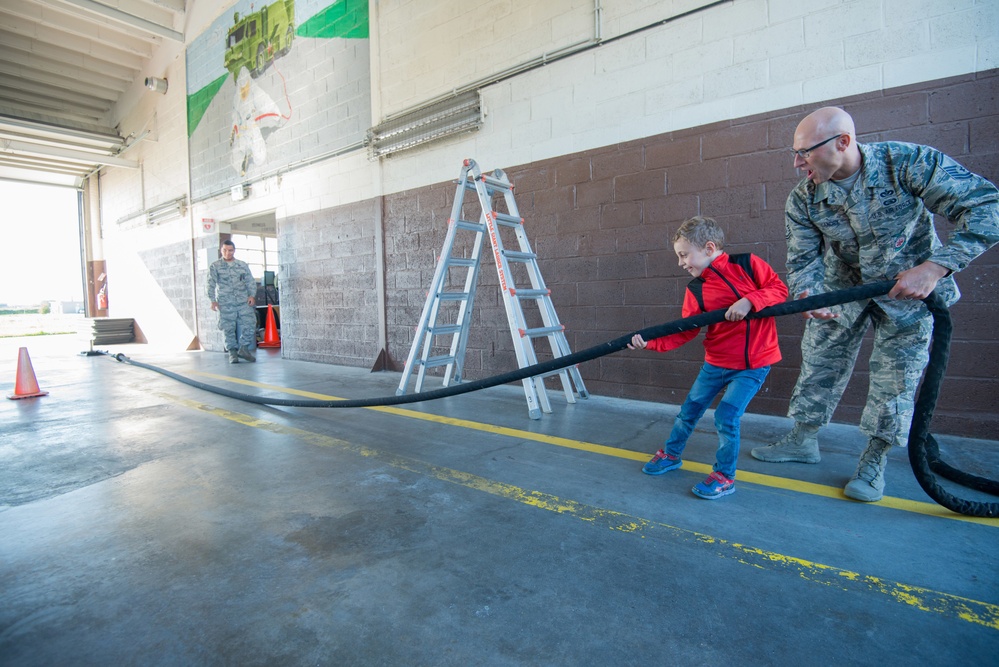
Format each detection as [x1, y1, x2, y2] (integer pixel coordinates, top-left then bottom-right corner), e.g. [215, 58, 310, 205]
[229, 67, 284, 176]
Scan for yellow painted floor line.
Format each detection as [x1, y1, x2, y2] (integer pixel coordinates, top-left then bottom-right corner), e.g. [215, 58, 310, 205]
[162, 390, 999, 632]
[191, 372, 999, 527]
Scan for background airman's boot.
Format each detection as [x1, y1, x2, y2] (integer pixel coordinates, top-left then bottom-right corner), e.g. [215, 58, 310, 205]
[750, 422, 821, 463]
[843, 437, 891, 502]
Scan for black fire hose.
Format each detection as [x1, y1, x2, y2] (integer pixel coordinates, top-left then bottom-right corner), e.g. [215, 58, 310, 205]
[103, 280, 998, 516]
[105, 281, 897, 408]
[908, 292, 999, 517]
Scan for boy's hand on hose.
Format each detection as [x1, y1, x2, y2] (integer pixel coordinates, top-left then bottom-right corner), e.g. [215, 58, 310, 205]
[627, 334, 647, 350]
[725, 298, 753, 321]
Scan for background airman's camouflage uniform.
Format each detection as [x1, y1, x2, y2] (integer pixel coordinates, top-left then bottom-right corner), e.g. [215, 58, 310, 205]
[207, 256, 258, 354]
[785, 141, 999, 447]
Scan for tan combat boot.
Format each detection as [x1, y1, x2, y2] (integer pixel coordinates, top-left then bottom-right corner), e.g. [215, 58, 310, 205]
[750, 422, 821, 463]
[843, 437, 891, 502]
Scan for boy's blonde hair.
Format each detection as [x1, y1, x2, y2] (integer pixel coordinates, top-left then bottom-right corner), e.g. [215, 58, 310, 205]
[673, 216, 725, 250]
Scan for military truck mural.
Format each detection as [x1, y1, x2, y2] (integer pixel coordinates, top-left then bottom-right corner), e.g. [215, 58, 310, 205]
[224, 0, 296, 79]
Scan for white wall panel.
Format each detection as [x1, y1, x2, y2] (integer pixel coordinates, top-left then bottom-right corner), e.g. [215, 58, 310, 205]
[732, 18, 803, 63]
[702, 0, 769, 41]
[883, 46, 978, 89]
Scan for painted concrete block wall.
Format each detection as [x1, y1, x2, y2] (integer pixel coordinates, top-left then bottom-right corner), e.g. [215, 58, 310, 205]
[138, 240, 197, 338]
[193, 234, 227, 352]
[375, 0, 591, 117]
[278, 199, 380, 365]
[375, 0, 998, 197]
[374, 0, 726, 118]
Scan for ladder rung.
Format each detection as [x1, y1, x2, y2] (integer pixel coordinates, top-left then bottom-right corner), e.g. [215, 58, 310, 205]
[494, 212, 523, 227]
[479, 174, 512, 191]
[519, 325, 564, 338]
[456, 219, 485, 232]
[446, 257, 476, 268]
[420, 355, 455, 368]
[430, 324, 462, 336]
[510, 288, 549, 299]
[536, 368, 572, 379]
[503, 250, 536, 262]
[438, 292, 470, 301]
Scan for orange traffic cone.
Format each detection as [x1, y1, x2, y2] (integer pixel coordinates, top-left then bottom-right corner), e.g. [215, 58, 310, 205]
[7, 347, 48, 400]
[258, 304, 281, 348]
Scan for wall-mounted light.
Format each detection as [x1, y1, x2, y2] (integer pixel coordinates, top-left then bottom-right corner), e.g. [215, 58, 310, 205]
[367, 90, 483, 158]
[146, 196, 187, 225]
[144, 77, 168, 95]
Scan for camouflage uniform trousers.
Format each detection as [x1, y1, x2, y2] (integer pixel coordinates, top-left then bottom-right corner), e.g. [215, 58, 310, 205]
[218, 302, 258, 353]
[787, 302, 932, 448]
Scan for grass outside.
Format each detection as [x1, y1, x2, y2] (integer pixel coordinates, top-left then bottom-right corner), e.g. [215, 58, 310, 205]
[0, 313, 88, 338]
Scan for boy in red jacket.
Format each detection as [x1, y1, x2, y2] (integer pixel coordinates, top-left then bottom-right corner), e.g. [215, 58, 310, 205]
[628, 217, 788, 499]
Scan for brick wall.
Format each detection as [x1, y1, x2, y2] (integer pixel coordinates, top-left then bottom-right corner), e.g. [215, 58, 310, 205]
[279, 200, 380, 365]
[138, 240, 196, 332]
[194, 234, 223, 351]
[379, 70, 999, 438]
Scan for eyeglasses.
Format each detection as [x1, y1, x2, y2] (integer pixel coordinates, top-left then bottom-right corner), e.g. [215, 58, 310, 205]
[788, 134, 843, 159]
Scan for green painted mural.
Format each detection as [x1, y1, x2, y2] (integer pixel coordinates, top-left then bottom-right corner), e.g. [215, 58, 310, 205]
[186, 0, 369, 138]
[224, 0, 297, 81]
[187, 74, 228, 138]
[298, 0, 368, 39]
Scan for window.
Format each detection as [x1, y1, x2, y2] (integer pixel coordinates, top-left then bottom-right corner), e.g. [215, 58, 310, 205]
[231, 233, 278, 285]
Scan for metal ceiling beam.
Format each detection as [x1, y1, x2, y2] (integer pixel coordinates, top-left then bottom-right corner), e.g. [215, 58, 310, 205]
[0, 60, 121, 99]
[1, 139, 138, 168]
[0, 165, 85, 187]
[148, 0, 185, 13]
[0, 155, 93, 176]
[46, 0, 183, 42]
[0, 114, 123, 149]
[0, 31, 138, 83]
[0, 9, 156, 59]
[0, 86, 109, 118]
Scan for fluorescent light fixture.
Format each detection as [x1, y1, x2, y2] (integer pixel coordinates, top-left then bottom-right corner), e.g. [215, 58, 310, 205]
[368, 90, 482, 158]
[146, 196, 187, 224]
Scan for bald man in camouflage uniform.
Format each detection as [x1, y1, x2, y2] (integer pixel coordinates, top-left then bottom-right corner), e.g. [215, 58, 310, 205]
[208, 239, 258, 363]
[751, 107, 999, 502]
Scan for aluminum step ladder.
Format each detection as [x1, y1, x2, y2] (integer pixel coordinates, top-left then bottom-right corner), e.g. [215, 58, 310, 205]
[396, 158, 588, 419]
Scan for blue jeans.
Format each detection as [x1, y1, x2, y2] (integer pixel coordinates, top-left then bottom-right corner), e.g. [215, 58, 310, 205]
[663, 363, 770, 479]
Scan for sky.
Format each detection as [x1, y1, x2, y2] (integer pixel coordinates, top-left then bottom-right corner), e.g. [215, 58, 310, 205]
[0, 181, 84, 307]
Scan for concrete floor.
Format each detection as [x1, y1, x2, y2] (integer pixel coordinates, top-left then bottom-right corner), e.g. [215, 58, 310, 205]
[2, 334, 998, 666]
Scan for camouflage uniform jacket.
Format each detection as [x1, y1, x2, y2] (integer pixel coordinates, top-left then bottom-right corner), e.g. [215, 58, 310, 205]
[785, 141, 999, 328]
[207, 257, 256, 305]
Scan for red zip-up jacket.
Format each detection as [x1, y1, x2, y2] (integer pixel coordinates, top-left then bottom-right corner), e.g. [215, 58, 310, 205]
[645, 252, 788, 370]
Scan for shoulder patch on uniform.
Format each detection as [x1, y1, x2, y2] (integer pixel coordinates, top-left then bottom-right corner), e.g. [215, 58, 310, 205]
[942, 164, 972, 180]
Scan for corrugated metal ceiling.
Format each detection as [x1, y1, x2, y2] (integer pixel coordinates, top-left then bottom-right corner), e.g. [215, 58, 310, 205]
[0, 0, 184, 187]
